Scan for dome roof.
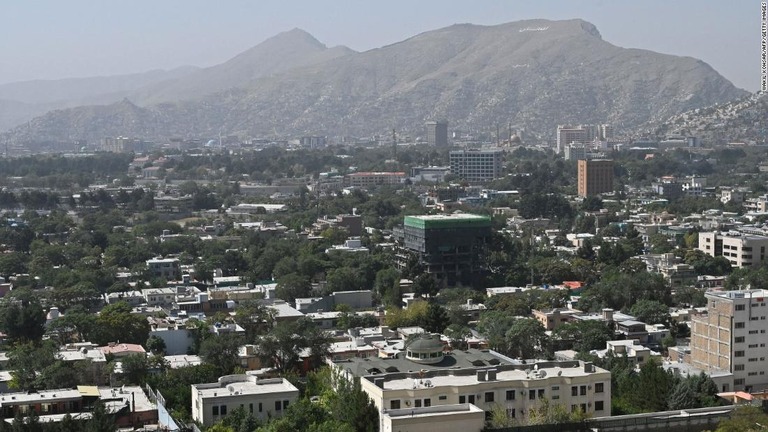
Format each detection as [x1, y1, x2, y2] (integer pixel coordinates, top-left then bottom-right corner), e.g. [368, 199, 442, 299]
[406, 334, 443, 353]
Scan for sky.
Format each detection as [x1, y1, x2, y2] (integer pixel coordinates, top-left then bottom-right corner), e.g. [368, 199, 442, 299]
[0, 0, 761, 91]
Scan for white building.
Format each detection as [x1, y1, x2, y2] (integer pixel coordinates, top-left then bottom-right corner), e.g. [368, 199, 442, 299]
[448, 149, 503, 183]
[381, 404, 485, 432]
[191, 375, 299, 427]
[698, 231, 768, 268]
[335, 334, 611, 430]
[146, 258, 181, 280]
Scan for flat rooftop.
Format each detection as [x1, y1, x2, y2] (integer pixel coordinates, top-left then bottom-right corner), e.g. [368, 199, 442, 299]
[383, 403, 483, 420]
[193, 376, 298, 399]
[404, 214, 491, 229]
[706, 289, 768, 300]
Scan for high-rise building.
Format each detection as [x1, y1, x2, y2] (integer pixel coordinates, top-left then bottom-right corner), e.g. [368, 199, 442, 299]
[426, 121, 448, 147]
[563, 143, 587, 161]
[556, 125, 587, 154]
[688, 289, 768, 392]
[577, 159, 614, 197]
[449, 149, 503, 183]
[395, 214, 492, 286]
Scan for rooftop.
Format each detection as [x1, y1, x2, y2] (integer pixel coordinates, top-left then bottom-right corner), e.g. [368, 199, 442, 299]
[706, 289, 768, 300]
[193, 375, 298, 399]
[404, 214, 491, 229]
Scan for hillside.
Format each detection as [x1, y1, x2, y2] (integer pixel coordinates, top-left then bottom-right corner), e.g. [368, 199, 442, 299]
[3, 19, 748, 146]
[648, 93, 768, 145]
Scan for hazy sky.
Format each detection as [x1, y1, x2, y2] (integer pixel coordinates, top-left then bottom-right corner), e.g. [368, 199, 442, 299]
[1, 0, 761, 91]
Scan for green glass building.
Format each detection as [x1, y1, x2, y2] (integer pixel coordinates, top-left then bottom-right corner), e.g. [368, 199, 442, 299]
[397, 214, 492, 287]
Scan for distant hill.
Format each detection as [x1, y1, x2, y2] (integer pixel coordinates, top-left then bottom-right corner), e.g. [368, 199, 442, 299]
[0, 67, 199, 131]
[647, 93, 768, 145]
[3, 19, 748, 147]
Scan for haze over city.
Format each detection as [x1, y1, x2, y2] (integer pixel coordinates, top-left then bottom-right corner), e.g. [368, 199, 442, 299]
[1, 0, 762, 91]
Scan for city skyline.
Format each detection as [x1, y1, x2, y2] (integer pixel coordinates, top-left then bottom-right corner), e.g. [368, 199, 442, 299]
[0, 0, 762, 91]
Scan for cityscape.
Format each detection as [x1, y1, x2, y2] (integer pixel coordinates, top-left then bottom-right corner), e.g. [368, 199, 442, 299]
[1, 1, 768, 432]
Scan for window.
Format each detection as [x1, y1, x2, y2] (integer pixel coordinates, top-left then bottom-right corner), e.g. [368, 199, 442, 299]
[424, 398, 431, 407]
[282, 401, 289, 410]
[595, 401, 604, 411]
[571, 405, 578, 413]
[735, 336, 746, 343]
[580, 386, 587, 396]
[485, 392, 495, 402]
[221, 405, 227, 416]
[571, 386, 578, 396]
[538, 389, 545, 399]
[506, 390, 515, 401]
[735, 322, 746, 329]
[735, 379, 745, 386]
[529, 390, 536, 400]
[438, 395, 447, 401]
[551, 386, 559, 391]
[259, 403, 262, 413]
[212, 406, 219, 416]
[459, 396, 466, 404]
[249, 403, 253, 414]
[415, 399, 422, 408]
[468, 395, 475, 404]
[275, 401, 282, 411]
[507, 409, 516, 418]
[735, 350, 745, 357]
[735, 364, 745, 371]
[390, 400, 400, 409]
[595, 383, 604, 393]
[581, 403, 587, 413]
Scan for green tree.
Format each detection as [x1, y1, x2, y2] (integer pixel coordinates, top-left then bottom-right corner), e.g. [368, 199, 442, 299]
[0, 298, 46, 344]
[422, 302, 449, 333]
[146, 335, 166, 355]
[630, 299, 671, 326]
[715, 406, 768, 432]
[275, 273, 312, 303]
[505, 318, 549, 359]
[199, 333, 244, 376]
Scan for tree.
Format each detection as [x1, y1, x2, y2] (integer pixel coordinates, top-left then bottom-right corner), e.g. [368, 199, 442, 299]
[412, 273, 439, 298]
[120, 353, 149, 385]
[0, 298, 46, 344]
[200, 333, 244, 376]
[505, 318, 550, 359]
[90, 301, 150, 346]
[275, 273, 312, 303]
[422, 302, 449, 333]
[552, 320, 614, 353]
[257, 318, 331, 374]
[715, 406, 768, 432]
[630, 299, 671, 326]
[146, 335, 166, 355]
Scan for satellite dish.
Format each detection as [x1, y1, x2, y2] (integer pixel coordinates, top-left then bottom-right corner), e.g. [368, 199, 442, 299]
[539, 370, 547, 378]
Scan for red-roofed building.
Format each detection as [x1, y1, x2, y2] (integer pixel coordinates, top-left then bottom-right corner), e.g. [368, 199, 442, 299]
[98, 343, 146, 358]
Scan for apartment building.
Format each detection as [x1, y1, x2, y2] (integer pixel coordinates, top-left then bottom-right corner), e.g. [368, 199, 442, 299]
[689, 289, 768, 392]
[146, 258, 181, 280]
[577, 159, 613, 197]
[448, 149, 503, 184]
[335, 334, 611, 430]
[192, 375, 299, 427]
[697, 231, 768, 268]
[345, 172, 406, 188]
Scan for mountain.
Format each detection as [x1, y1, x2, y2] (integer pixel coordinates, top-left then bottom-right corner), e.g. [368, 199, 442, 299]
[3, 19, 748, 146]
[647, 93, 768, 145]
[0, 67, 199, 131]
[128, 28, 356, 104]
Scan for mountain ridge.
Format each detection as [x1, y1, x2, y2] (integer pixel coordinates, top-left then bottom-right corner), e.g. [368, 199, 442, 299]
[2, 19, 748, 147]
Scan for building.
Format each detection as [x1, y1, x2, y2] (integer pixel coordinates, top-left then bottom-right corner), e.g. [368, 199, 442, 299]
[191, 375, 299, 427]
[697, 231, 768, 268]
[448, 149, 503, 184]
[555, 125, 600, 154]
[688, 289, 768, 392]
[563, 143, 587, 161]
[345, 172, 406, 188]
[146, 258, 181, 280]
[395, 214, 492, 287]
[577, 159, 614, 197]
[381, 404, 485, 432]
[426, 121, 448, 148]
[335, 334, 611, 430]
[300, 136, 327, 149]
